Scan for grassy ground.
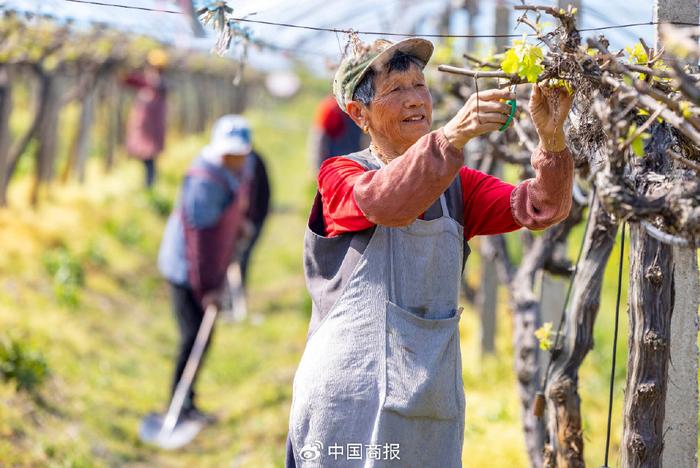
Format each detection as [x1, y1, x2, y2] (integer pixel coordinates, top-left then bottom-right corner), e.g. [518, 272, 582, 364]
[0, 77, 637, 467]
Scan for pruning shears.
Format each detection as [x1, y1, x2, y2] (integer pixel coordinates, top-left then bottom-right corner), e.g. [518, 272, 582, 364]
[499, 84, 517, 132]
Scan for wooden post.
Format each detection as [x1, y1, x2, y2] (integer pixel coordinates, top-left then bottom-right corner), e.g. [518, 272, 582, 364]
[185, 75, 199, 133]
[538, 268, 568, 371]
[475, 0, 512, 357]
[539, 238, 570, 374]
[102, 75, 119, 172]
[31, 73, 62, 206]
[494, 0, 510, 53]
[463, 0, 480, 55]
[654, 2, 700, 467]
[116, 83, 128, 150]
[663, 246, 699, 468]
[654, 0, 698, 35]
[0, 66, 12, 206]
[438, 3, 451, 44]
[74, 85, 95, 183]
[64, 82, 96, 183]
[479, 237, 498, 355]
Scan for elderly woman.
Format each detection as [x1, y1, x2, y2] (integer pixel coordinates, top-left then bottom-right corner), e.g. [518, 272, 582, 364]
[286, 38, 573, 467]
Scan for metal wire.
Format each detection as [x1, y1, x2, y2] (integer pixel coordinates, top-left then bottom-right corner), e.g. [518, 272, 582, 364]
[57, 0, 700, 38]
[63, 0, 180, 13]
[602, 222, 626, 468]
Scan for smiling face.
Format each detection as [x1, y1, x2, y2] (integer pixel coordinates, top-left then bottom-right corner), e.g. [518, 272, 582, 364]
[349, 63, 433, 155]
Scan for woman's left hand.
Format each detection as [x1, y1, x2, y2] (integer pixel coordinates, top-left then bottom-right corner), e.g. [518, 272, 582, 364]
[529, 84, 574, 152]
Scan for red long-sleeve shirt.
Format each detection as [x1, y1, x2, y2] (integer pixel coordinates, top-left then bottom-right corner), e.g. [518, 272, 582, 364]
[318, 129, 573, 240]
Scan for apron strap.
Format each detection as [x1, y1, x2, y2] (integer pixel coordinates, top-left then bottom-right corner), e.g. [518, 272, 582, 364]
[371, 148, 453, 301]
[438, 194, 449, 218]
[388, 228, 396, 302]
[187, 166, 231, 192]
[371, 148, 450, 220]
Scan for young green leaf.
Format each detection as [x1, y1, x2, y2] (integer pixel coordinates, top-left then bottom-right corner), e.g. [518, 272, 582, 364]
[626, 42, 649, 65]
[535, 322, 554, 352]
[621, 124, 651, 157]
[549, 78, 574, 95]
[679, 100, 693, 119]
[501, 39, 544, 83]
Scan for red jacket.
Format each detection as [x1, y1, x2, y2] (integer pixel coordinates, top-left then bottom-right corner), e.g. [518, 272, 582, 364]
[317, 129, 573, 240]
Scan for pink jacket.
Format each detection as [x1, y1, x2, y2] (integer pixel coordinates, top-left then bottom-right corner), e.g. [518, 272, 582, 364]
[124, 72, 167, 160]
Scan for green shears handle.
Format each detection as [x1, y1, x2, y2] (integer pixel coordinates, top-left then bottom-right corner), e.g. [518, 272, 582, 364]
[499, 85, 517, 132]
[499, 97, 516, 132]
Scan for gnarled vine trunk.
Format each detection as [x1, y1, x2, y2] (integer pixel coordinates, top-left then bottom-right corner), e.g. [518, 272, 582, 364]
[621, 124, 677, 468]
[543, 195, 618, 467]
[0, 67, 50, 206]
[509, 202, 584, 468]
[621, 223, 674, 467]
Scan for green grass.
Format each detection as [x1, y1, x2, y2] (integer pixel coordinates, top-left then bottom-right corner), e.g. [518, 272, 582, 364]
[0, 77, 652, 467]
[0, 83, 317, 467]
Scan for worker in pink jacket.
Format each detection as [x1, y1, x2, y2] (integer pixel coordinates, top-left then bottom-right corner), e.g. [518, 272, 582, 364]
[124, 50, 168, 188]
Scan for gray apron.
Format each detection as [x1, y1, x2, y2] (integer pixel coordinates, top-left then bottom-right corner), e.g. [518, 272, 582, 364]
[289, 153, 465, 466]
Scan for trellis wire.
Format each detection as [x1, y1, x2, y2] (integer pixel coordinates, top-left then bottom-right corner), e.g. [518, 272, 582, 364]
[602, 222, 626, 468]
[57, 0, 700, 39]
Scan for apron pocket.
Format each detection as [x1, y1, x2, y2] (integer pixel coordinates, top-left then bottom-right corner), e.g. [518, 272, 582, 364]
[383, 300, 461, 420]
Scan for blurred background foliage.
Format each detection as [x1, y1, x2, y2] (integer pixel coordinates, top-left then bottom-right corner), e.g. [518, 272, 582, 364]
[0, 66, 634, 466]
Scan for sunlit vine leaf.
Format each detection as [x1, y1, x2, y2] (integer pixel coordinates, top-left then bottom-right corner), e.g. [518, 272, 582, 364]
[620, 124, 651, 157]
[501, 38, 544, 83]
[535, 322, 554, 351]
[679, 100, 693, 119]
[549, 78, 574, 95]
[626, 42, 670, 82]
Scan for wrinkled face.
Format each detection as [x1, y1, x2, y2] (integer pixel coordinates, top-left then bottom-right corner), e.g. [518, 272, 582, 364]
[365, 64, 432, 151]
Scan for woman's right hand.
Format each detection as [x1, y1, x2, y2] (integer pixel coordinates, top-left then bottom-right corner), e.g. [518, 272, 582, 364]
[442, 88, 515, 150]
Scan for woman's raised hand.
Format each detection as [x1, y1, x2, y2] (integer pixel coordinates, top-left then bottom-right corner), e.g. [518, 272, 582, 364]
[529, 84, 574, 153]
[442, 88, 515, 150]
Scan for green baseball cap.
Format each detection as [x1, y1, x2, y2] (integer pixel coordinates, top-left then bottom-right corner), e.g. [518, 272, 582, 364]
[332, 37, 434, 113]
